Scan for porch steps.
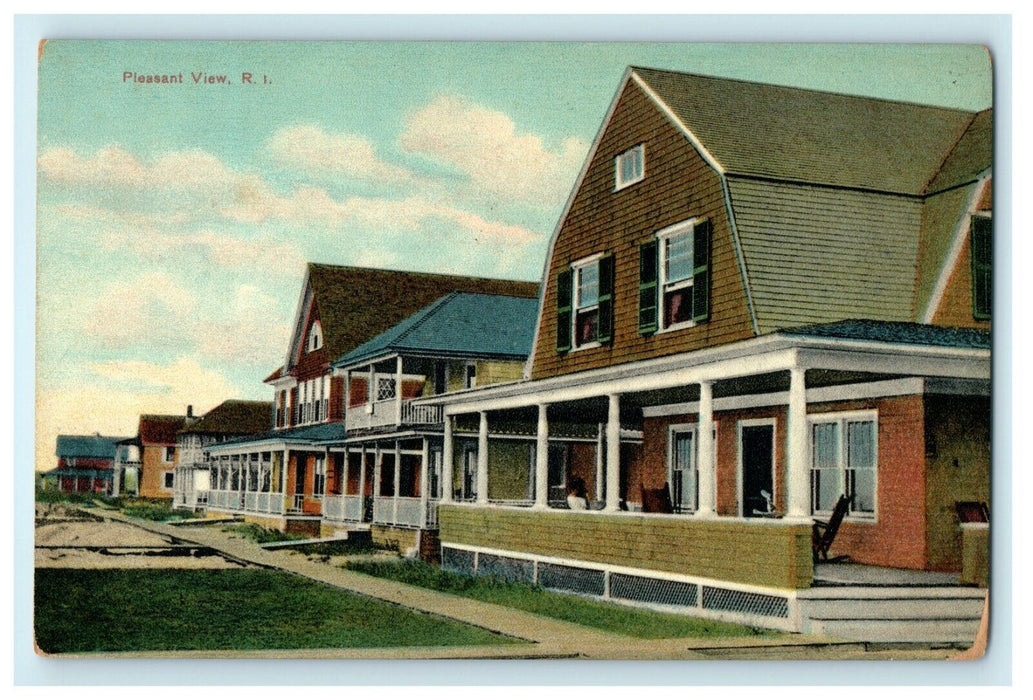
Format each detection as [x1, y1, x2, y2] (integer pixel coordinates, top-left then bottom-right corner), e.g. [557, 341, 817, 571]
[798, 586, 986, 645]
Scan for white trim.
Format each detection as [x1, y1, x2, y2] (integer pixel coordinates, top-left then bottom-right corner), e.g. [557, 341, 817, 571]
[629, 71, 725, 175]
[655, 218, 698, 334]
[807, 409, 879, 522]
[524, 68, 634, 381]
[667, 422, 698, 514]
[922, 173, 992, 323]
[736, 418, 777, 518]
[642, 377, 931, 417]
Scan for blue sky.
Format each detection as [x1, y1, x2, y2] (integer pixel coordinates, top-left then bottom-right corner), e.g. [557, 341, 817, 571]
[35, 41, 992, 468]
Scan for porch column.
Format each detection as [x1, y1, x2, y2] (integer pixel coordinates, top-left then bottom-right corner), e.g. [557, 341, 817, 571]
[605, 393, 621, 512]
[394, 441, 401, 523]
[697, 380, 716, 517]
[395, 355, 404, 426]
[419, 437, 430, 527]
[787, 367, 810, 520]
[534, 404, 549, 509]
[374, 444, 382, 502]
[344, 370, 351, 422]
[595, 423, 605, 502]
[281, 450, 289, 494]
[441, 416, 454, 503]
[476, 411, 489, 504]
[357, 448, 366, 499]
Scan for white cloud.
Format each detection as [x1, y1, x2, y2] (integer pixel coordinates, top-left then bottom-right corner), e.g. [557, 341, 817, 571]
[400, 96, 588, 206]
[192, 285, 291, 365]
[36, 358, 240, 470]
[266, 124, 412, 183]
[39, 146, 238, 191]
[97, 227, 307, 279]
[83, 272, 197, 349]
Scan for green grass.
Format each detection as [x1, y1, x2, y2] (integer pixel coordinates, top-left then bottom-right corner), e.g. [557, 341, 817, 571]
[224, 523, 307, 543]
[35, 489, 117, 506]
[118, 499, 195, 522]
[35, 568, 518, 653]
[349, 559, 772, 640]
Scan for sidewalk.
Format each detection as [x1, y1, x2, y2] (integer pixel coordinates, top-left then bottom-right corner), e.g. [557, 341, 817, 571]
[82, 508, 947, 660]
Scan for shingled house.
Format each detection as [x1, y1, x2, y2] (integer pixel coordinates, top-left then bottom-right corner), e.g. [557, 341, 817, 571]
[172, 399, 273, 510]
[46, 434, 130, 494]
[203, 263, 538, 535]
[427, 67, 991, 643]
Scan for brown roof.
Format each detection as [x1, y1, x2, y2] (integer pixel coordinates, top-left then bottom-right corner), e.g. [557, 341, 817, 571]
[632, 67, 990, 196]
[301, 263, 539, 365]
[178, 400, 273, 436]
[263, 366, 283, 383]
[138, 414, 187, 445]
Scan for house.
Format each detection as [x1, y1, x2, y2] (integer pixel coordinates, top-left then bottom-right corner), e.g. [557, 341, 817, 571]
[134, 412, 191, 499]
[111, 437, 141, 497]
[202, 263, 538, 535]
[46, 434, 131, 495]
[172, 399, 273, 510]
[425, 67, 991, 643]
[322, 291, 539, 555]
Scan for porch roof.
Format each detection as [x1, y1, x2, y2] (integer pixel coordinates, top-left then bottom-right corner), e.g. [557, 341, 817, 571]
[426, 323, 990, 415]
[206, 421, 346, 454]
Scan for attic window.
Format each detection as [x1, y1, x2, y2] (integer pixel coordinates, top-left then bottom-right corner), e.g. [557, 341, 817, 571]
[307, 321, 323, 352]
[615, 144, 645, 190]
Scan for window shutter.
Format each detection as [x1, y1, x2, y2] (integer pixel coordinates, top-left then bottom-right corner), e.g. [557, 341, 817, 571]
[971, 216, 991, 320]
[638, 240, 659, 334]
[556, 268, 573, 353]
[692, 219, 712, 323]
[597, 254, 615, 344]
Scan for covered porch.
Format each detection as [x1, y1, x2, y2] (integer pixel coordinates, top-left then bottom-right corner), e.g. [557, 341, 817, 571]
[429, 324, 990, 595]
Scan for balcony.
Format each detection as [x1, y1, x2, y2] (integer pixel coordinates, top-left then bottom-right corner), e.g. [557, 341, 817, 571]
[346, 398, 443, 432]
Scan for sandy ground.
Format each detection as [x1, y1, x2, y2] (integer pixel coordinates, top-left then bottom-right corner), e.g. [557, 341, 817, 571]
[35, 503, 245, 570]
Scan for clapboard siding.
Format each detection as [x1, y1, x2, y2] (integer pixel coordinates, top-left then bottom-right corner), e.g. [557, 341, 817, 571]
[726, 177, 923, 334]
[439, 505, 813, 589]
[530, 81, 754, 380]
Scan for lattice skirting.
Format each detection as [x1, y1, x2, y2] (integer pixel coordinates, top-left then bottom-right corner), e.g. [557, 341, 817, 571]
[440, 544, 800, 632]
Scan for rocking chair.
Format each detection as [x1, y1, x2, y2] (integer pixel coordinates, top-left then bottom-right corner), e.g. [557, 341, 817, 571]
[812, 494, 852, 564]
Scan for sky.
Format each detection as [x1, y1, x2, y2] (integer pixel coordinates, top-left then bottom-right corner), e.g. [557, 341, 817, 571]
[34, 41, 993, 470]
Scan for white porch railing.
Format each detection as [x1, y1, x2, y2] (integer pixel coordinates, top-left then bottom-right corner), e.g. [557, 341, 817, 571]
[373, 496, 426, 528]
[323, 494, 366, 522]
[346, 398, 444, 431]
[488, 498, 535, 508]
[206, 489, 284, 515]
[425, 499, 439, 528]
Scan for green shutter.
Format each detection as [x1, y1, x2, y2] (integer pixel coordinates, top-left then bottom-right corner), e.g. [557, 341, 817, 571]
[971, 216, 991, 321]
[556, 268, 573, 353]
[692, 219, 712, 323]
[638, 240, 659, 334]
[597, 254, 615, 344]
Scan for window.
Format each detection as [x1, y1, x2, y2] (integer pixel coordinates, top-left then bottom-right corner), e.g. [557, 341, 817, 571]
[463, 363, 477, 389]
[313, 456, 326, 496]
[659, 224, 695, 329]
[971, 215, 991, 320]
[307, 321, 323, 352]
[639, 219, 712, 334]
[668, 427, 698, 513]
[810, 413, 877, 518]
[556, 254, 614, 353]
[615, 144, 645, 190]
[163, 446, 175, 463]
[163, 472, 174, 489]
[376, 377, 396, 401]
[462, 446, 477, 500]
[434, 362, 448, 395]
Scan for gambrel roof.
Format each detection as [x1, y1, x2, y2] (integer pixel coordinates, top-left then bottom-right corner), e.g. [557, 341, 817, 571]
[627, 67, 992, 334]
[632, 67, 990, 195]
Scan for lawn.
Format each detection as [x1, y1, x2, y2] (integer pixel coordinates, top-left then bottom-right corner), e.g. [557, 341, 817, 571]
[348, 560, 772, 640]
[35, 568, 518, 653]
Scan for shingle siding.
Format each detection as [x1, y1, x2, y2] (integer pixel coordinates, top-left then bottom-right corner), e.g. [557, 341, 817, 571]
[726, 177, 923, 333]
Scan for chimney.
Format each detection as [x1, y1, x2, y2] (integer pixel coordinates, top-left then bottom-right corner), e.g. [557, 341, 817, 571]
[187, 405, 194, 418]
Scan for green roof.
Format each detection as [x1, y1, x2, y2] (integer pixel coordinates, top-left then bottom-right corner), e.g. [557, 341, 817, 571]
[213, 422, 346, 449]
[55, 435, 129, 459]
[332, 292, 538, 369]
[633, 67, 990, 195]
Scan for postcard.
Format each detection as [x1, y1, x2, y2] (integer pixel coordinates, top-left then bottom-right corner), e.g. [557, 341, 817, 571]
[34, 40, 992, 660]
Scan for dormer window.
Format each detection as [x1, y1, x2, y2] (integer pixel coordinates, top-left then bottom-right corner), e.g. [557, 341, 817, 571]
[307, 321, 323, 352]
[615, 144, 645, 190]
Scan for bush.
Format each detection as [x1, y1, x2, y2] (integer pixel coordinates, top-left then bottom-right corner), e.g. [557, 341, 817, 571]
[224, 523, 306, 544]
[119, 499, 194, 522]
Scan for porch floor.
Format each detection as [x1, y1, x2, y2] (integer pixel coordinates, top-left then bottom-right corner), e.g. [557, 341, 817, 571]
[813, 562, 962, 587]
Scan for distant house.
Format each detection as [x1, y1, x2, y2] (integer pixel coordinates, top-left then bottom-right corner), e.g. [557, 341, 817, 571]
[46, 434, 131, 495]
[135, 412, 191, 499]
[203, 263, 538, 536]
[172, 399, 273, 510]
[428, 67, 991, 642]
